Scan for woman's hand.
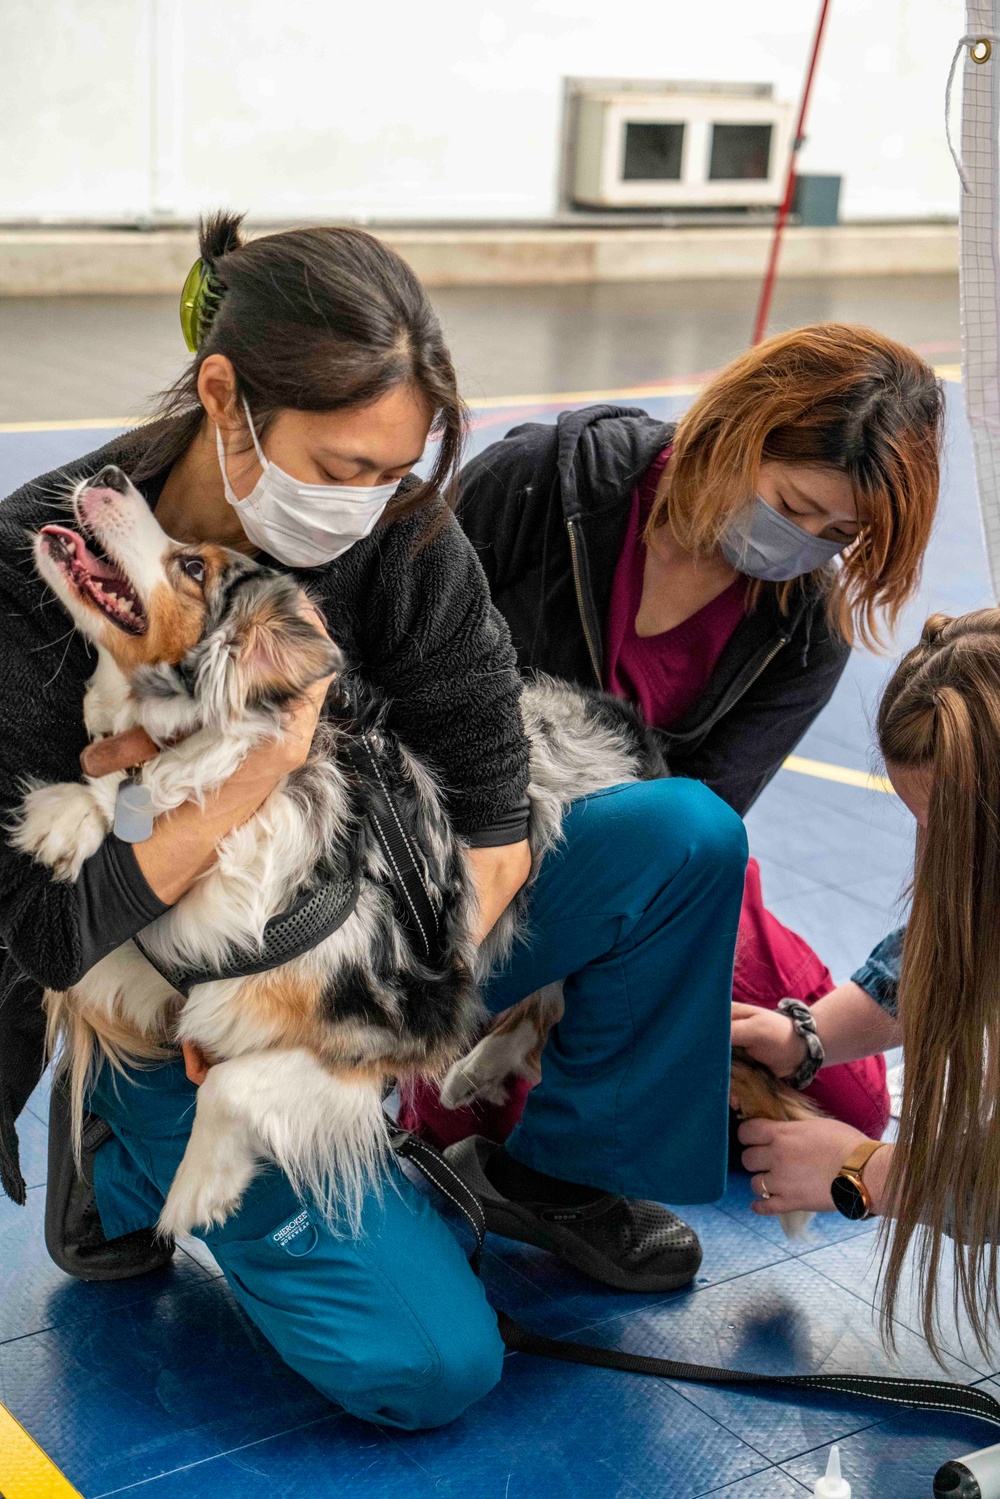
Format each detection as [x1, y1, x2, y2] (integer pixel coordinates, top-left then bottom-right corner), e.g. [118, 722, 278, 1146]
[731, 1001, 806, 1078]
[738, 1115, 874, 1216]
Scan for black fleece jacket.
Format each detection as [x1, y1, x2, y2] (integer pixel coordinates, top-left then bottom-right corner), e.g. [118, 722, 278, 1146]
[457, 405, 851, 817]
[0, 430, 529, 1203]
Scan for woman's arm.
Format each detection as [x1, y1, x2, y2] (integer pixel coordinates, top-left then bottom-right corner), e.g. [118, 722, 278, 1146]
[95, 674, 331, 906]
[363, 502, 532, 848]
[0, 623, 333, 991]
[732, 979, 903, 1075]
[467, 841, 532, 946]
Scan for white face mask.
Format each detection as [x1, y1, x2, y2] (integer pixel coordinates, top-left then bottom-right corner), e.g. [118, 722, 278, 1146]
[719, 495, 849, 582]
[215, 398, 400, 567]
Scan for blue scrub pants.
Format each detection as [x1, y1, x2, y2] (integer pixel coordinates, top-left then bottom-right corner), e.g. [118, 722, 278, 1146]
[89, 779, 747, 1429]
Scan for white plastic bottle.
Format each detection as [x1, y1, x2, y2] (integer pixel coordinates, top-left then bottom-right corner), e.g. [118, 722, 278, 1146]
[813, 1445, 851, 1499]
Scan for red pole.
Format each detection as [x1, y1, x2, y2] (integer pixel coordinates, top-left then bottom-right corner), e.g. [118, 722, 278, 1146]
[751, 0, 834, 345]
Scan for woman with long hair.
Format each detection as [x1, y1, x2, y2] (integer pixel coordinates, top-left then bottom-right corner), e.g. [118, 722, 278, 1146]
[0, 212, 750, 1428]
[739, 610, 1000, 1360]
[402, 326, 944, 1151]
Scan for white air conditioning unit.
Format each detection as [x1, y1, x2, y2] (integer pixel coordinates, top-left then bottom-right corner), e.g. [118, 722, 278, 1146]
[570, 86, 793, 209]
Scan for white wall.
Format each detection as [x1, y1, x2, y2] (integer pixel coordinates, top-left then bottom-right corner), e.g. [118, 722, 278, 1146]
[0, 0, 967, 224]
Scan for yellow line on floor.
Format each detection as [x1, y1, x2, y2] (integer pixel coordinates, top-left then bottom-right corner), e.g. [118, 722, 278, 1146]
[783, 753, 895, 794]
[465, 379, 706, 409]
[0, 1403, 82, 1499]
[0, 415, 148, 433]
[0, 364, 961, 434]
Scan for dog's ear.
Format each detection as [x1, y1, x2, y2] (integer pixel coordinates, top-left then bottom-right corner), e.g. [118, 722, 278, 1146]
[206, 584, 341, 725]
[237, 601, 342, 705]
[134, 582, 342, 732]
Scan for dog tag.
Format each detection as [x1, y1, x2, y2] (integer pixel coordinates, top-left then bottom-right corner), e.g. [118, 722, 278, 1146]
[114, 781, 154, 843]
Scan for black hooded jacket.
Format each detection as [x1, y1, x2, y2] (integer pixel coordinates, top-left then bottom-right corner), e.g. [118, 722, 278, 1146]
[457, 405, 851, 817]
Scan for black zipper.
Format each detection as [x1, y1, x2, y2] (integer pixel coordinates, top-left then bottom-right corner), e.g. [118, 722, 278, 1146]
[566, 516, 603, 686]
[567, 511, 791, 737]
[663, 637, 789, 748]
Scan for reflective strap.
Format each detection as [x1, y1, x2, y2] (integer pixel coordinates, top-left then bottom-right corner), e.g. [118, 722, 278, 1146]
[344, 734, 442, 965]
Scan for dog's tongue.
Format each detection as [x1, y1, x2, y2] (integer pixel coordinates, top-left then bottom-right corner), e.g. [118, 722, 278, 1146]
[40, 524, 128, 586]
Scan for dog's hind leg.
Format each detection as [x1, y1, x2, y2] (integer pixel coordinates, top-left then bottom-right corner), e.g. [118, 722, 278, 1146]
[440, 982, 565, 1109]
[158, 1049, 388, 1237]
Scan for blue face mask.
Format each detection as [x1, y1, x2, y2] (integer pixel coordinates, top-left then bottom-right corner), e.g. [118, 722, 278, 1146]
[720, 496, 849, 582]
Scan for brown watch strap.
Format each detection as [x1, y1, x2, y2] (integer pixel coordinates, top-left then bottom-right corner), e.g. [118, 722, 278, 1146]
[837, 1139, 886, 1217]
[841, 1139, 885, 1176]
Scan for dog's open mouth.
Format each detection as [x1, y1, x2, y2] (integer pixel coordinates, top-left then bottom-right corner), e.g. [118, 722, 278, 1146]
[39, 525, 148, 636]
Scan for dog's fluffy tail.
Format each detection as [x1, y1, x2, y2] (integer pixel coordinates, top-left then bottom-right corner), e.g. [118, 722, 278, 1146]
[44, 989, 173, 1166]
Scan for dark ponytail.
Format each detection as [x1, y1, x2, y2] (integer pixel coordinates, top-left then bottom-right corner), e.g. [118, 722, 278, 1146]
[133, 211, 467, 528]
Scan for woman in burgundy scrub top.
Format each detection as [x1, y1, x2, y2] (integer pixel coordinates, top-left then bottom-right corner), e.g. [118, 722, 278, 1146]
[403, 324, 942, 1147]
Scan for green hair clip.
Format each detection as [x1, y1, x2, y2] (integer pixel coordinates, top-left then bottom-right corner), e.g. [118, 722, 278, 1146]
[179, 258, 225, 353]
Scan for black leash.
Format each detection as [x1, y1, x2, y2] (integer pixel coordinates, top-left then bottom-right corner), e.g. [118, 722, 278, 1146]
[391, 1121, 1000, 1432]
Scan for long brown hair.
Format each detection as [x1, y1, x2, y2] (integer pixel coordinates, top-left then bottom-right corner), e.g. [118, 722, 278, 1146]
[133, 211, 467, 528]
[878, 609, 1000, 1360]
[648, 324, 943, 649]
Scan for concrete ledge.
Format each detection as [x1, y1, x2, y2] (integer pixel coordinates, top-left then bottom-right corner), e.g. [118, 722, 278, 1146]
[0, 222, 957, 294]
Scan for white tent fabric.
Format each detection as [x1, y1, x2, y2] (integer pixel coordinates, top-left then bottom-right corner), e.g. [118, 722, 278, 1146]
[955, 6, 1000, 599]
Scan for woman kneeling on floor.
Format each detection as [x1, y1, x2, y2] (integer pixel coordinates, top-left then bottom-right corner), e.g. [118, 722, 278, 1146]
[739, 609, 1000, 1360]
[402, 324, 943, 1152]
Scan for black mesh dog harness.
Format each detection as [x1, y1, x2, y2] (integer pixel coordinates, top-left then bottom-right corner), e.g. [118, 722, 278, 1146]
[134, 860, 361, 999]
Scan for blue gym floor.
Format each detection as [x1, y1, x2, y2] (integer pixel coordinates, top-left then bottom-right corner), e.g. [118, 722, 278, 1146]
[2, 378, 997, 1498]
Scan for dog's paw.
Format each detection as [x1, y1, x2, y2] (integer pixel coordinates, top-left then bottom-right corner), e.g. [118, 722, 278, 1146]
[12, 783, 109, 879]
[440, 1018, 542, 1111]
[158, 1156, 252, 1236]
[440, 1054, 513, 1110]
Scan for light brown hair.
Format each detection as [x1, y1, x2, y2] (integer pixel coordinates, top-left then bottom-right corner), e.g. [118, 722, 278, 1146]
[647, 324, 944, 648]
[877, 609, 1000, 1360]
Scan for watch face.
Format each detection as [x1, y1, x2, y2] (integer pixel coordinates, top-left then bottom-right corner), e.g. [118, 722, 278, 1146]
[831, 1172, 869, 1221]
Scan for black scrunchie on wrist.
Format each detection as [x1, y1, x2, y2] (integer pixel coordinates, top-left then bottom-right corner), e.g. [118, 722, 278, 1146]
[777, 997, 824, 1091]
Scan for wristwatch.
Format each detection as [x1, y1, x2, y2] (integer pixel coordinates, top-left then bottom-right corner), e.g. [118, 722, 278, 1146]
[831, 1140, 885, 1221]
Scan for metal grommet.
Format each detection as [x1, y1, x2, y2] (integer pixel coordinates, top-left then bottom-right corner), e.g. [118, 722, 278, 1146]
[972, 37, 992, 63]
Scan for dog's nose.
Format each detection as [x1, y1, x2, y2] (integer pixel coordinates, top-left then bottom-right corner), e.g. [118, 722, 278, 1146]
[91, 465, 129, 493]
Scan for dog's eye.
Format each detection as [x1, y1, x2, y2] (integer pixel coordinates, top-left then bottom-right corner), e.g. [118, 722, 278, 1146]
[180, 556, 206, 586]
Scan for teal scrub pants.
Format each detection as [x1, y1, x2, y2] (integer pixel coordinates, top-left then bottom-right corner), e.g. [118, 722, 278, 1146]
[89, 778, 747, 1429]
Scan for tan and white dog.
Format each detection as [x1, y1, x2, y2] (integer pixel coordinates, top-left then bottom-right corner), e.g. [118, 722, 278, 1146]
[15, 465, 665, 1239]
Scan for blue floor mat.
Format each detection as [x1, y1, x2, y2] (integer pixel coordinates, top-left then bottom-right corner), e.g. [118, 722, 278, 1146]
[1, 382, 994, 1499]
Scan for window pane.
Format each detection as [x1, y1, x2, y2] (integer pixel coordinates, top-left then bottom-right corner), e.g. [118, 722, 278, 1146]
[709, 123, 773, 180]
[622, 122, 685, 181]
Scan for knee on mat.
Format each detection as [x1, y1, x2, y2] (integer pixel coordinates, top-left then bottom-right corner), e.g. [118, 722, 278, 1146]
[348, 1314, 505, 1431]
[635, 779, 748, 882]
